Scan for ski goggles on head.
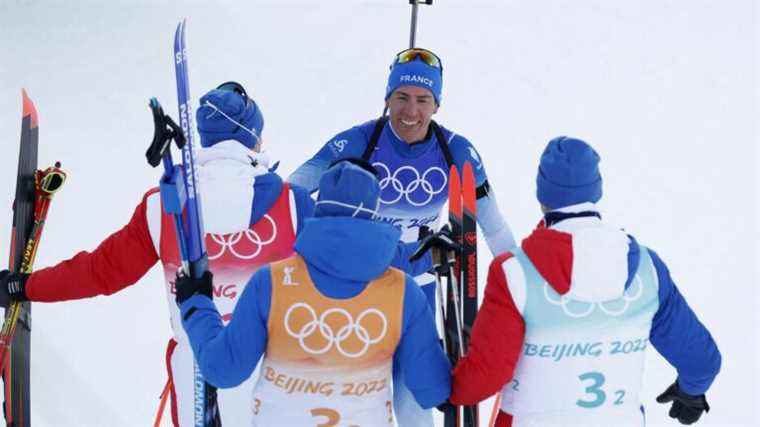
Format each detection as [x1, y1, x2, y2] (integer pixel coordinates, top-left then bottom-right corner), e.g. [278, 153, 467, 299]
[392, 48, 443, 71]
[216, 81, 250, 102]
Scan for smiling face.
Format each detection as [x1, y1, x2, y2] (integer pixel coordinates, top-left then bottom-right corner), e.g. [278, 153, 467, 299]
[385, 85, 439, 144]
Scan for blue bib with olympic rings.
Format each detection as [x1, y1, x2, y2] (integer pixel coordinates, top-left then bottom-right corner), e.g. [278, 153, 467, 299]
[368, 126, 450, 240]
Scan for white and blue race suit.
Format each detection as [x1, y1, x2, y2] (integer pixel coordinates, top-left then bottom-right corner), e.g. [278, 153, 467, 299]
[290, 118, 516, 291]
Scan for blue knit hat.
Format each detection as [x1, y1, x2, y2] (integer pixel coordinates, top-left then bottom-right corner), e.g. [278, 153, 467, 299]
[385, 56, 443, 104]
[536, 136, 602, 210]
[315, 161, 381, 220]
[196, 88, 264, 149]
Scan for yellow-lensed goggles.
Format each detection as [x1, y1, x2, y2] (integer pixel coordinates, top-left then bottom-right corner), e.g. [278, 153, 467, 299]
[393, 48, 442, 70]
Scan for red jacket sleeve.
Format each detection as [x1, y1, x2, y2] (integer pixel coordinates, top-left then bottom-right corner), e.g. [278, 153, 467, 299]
[450, 253, 526, 405]
[25, 189, 161, 302]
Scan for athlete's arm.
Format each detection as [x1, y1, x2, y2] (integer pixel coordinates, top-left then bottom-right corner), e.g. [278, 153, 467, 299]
[450, 254, 525, 405]
[395, 275, 451, 409]
[289, 184, 315, 234]
[449, 135, 517, 255]
[390, 241, 432, 277]
[648, 249, 721, 395]
[477, 193, 517, 255]
[179, 267, 272, 389]
[25, 189, 160, 301]
[287, 127, 368, 193]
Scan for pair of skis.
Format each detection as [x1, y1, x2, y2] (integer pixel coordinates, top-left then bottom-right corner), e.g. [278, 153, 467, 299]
[1, 91, 67, 427]
[436, 162, 478, 427]
[145, 20, 219, 427]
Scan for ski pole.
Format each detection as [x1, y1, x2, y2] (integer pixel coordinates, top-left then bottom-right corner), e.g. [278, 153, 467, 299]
[488, 394, 502, 427]
[446, 251, 465, 359]
[382, 0, 435, 118]
[408, 0, 433, 48]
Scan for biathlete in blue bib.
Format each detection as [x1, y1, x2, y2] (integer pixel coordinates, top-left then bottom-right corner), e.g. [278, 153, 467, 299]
[289, 48, 518, 425]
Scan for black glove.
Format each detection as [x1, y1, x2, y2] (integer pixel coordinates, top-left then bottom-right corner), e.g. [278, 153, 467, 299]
[175, 270, 213, 305]
[0, 270, 29, 308]
[656, 381, 710, 425]
[435, 399, 456, 414]
[409, 224, 462, 264]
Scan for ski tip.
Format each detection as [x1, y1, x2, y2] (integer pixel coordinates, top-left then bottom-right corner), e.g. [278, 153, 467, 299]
[448, 165, 462, 213]
[462, 161, 476, 211]
[21, 89, 38, 129]
[462, 161, 473, 177]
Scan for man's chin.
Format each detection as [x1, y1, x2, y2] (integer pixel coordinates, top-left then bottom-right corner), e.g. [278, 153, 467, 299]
[397, 126, 426, 143]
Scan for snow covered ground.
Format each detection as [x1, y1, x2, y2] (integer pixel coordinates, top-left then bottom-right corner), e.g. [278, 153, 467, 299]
[0, 1, 756, 426]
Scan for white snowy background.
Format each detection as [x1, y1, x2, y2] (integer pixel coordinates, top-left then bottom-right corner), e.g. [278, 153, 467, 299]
[0, 0, 756, 426]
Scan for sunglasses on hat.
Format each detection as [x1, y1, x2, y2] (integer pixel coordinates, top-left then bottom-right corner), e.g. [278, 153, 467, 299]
[392, 48, 443, 70]
[216, 81, 250, 102]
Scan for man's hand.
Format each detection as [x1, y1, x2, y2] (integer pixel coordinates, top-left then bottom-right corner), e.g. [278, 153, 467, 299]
[435, 399, 456, 414]
[0, 270, 29, 308]
[175, 270, 213, 305]
[656, 381, 710, 425]
[410, 224, 462, 265]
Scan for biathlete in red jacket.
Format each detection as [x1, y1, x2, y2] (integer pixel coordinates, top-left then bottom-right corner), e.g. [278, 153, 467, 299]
[0, 82, 431, 426]
[450, 137, 721, 427]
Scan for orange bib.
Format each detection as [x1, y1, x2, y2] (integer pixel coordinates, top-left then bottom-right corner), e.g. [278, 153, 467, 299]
[252, 255, 406, 426]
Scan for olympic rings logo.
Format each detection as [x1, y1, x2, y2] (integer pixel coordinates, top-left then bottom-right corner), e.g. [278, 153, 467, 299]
[284, 302, 388, 359]
[207, 215, 278, 260]
[543, 274, 644, 318]
[373, 162, 447, 207]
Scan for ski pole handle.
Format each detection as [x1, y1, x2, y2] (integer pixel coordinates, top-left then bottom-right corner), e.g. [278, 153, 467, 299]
[146, 98, 185, 168]
[37, 163, 66, 196]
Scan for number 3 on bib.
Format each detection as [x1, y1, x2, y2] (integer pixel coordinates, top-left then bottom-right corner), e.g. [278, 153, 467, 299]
[576, 372, 626, 408]
[308, 405, 392, 426]
[310, 408, 341, 427]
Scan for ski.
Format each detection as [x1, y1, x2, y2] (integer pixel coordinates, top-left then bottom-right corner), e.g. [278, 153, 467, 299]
[443, 165, 463, 427]
[172, 20, 218, 427]
[2, 89, 37, 427]
[172, 20, 207, 278]
[460, 161, 479, 426]
[145, 20, 217, 427]
[443, 163, 478, 427]
[2, 90, 66, 427]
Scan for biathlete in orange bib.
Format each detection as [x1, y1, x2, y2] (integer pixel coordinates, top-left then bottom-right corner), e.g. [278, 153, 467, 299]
[175, 160, 453, 426]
